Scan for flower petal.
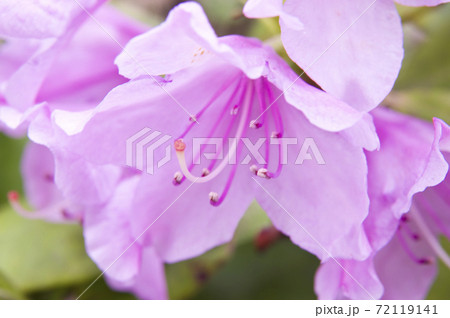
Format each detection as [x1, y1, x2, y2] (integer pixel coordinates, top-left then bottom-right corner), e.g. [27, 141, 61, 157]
[83, 176, 142, 282]
[255, 100, 370, 260]
[374, 232, 437, 300]
[364, 109, 449, 251]
[131, 159, 256, 263]
[280, 0, 403, 111]
[106, 246, 168, 300]
[315, 257, 383, 300]
[0, 0, 104, 39]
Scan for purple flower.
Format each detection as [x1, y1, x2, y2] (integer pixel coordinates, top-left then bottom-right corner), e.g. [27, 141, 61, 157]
[3, 2, 146, 221]
[31, 2, 381, 298]
[0, 2, 145, 135]
[314, 108, 450, 299]
[243, 0, 449, 112]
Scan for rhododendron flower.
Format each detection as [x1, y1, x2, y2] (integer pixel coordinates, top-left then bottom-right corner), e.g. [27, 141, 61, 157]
[314, 109, 450, 300]
[2, 2, 146, 220]
[243, 0, 449, 112]
[0, 1, 145, 135]
[27, 2, 383, 298]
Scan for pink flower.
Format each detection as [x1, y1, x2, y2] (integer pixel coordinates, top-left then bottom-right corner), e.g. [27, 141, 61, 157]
[243, 0, 449, 112]
[315, 108, 450, 300]
[0, 2, 145, 135]
[31, 2, 380, 298]
[3, 2, 146, 220]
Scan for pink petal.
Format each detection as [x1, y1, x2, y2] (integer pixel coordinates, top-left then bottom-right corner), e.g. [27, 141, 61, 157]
[280, 0, 403, 111]
[375, 231, 437, 300]
[0, 0, 104, 39]
[255, 100, 370, 260]
[315, 258, 383, 300]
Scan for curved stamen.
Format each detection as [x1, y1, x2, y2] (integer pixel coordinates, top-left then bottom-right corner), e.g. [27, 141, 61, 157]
[264, 80, 284, 179]
[8, 191, 71, 221]
[256, 79, 271, 169]
[178, 75, 241, 139]
[174, 77, 246, 185]
[410, 206, 450, 269]
[210, 84, 254, 206]
[400, 216, 420, 240]
[175, 81, 254, 183]
[396, 228, 433, 265]
[204, 80, 248, 173]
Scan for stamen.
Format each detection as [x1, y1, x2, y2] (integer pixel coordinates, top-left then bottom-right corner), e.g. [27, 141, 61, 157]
[396, 229, 433, 265]
[175, 81, 254, 184]
[178, 75, 242, 139]
[249, 120, 262, 129]
[250, 165, 259, 174]
[410, 207, 450, 269]
[257, 168, 271, 179]
[202, 168, 210, 177]
[174, 78, 246, 187]
[209, 192, 219, 203]
[271, 131, 282, 139]
[203, 77, 253, 175]
[400, 218, 420, 241]
[264, 80, 284, 179]
[173, 171, 183, 184]
[210, 84, 254, 206]
[7, 191, 67, 221]
[256, 79, 271, 169]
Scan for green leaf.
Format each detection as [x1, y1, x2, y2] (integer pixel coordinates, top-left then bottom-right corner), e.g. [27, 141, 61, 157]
[0, 269, 24, 299]
[0, 205, 99, 295]
[194, 238, 319, 300]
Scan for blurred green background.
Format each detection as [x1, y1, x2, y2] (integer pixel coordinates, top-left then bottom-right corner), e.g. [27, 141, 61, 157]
[0, 0, 449, 300]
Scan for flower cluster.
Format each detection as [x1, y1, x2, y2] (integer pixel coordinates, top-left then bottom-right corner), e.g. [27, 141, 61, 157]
[1, 0, 449, 299]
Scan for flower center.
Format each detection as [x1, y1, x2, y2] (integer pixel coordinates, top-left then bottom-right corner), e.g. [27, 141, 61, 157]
[172, 75, 285, 206]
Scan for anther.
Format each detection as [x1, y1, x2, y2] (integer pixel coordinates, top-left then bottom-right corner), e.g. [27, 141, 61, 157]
[173, 171, 183, 185]
[250, 165, 259, 175]
[271, 131, 282, 138]
[418, 258, 434, 265]
[202, 168, 210, 177]
[257, 168, 271, 179]
[189, 116, 198, 123]
[209, 192, 219, 203]
[249, 120, 262, 129]
[230, 105, 239, 115]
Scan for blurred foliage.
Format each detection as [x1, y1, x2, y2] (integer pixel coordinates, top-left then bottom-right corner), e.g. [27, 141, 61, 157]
[387, 4, 450, 122]
[0, 135, 26, 206]
[0, 205, 98, 296]
[0, 0, 449, 300]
